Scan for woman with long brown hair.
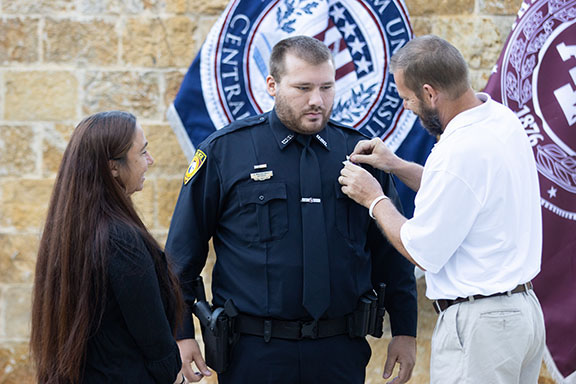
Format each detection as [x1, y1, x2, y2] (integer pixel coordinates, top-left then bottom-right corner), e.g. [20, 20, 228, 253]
[31, 111, 184, 383]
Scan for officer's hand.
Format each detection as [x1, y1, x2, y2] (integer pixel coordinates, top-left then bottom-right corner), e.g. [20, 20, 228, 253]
[349, 138, 400, 173]
[177, 338, 212, 382]
[383, 335, 416, 384]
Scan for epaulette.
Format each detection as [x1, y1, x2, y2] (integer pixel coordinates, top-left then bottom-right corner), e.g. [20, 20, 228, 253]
[202, 112, 270, 145]
[328, 119, 370, 139]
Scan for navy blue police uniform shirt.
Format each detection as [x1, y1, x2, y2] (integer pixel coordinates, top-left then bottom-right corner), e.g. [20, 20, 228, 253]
[165, 109, 417, 340]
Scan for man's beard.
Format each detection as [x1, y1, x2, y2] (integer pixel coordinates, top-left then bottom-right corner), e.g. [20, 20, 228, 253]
[418, 103, 443, 137]
[275, 94, 332, 135]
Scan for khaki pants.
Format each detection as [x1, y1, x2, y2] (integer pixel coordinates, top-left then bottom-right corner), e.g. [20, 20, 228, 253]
[430, 290, 545, 384]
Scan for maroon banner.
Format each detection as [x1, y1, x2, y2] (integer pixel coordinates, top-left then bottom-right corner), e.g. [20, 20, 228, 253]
[484, 0, 576, 382]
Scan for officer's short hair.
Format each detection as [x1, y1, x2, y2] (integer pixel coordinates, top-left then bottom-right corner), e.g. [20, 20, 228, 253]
[269, 35, 334, 82]
[390, 35, 469, 100]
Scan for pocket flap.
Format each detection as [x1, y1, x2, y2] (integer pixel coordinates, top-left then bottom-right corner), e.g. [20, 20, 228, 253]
[238, 183, 287, 206]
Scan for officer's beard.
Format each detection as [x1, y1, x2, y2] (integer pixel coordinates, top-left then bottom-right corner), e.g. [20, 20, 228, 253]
[275, 96, 332, 135]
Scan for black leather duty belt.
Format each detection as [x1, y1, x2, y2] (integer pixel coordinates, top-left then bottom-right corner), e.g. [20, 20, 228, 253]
[433, 281, 533, 314]
[235, 314, 348, 342]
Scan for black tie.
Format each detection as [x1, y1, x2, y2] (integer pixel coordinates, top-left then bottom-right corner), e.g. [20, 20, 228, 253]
[297, 134, 330, 320]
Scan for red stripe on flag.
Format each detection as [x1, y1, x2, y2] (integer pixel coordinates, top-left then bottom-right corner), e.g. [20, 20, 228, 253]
[336, 61, 355, 80]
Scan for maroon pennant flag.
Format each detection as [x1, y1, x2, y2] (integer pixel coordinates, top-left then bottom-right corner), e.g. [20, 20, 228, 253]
[484, 0, 576, 382]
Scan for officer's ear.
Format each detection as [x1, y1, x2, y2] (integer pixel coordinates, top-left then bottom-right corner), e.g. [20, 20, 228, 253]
[266, 75, 277, 97]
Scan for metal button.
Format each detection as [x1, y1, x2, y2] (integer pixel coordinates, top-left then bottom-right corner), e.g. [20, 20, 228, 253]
[259, 195, 264, 201]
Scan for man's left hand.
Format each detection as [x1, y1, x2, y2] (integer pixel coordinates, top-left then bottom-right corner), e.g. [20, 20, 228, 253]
[339, 162, 383, 208]
[383, 335, 416, 383]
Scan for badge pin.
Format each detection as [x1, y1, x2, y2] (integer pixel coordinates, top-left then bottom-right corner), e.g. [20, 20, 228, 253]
[281, 134, 294, 145]
[250, 170, 273, 181]
[253, 164, 268, 170]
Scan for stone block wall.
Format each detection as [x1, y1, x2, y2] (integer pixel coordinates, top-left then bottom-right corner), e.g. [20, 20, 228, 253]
[0, 0, 553, 382]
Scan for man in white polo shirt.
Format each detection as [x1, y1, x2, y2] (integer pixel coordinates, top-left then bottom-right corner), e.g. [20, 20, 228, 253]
[338, 35, 545, 384]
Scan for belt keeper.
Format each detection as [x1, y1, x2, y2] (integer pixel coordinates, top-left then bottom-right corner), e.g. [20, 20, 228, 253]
[263, 320, 272, 343]
[434, 301, 442, 313]
[468, 295, 475, 302]
[507, 290, 512, 297]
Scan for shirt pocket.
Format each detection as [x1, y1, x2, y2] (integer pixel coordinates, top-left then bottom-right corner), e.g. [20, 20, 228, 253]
[238, 182, 289, 242]
[334, 183, 369, 243]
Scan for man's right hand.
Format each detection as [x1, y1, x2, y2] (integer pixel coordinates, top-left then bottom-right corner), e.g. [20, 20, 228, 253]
[349, 138, 400, 173]
[177, 339, 212, 382]
[350, 138, 423, 192]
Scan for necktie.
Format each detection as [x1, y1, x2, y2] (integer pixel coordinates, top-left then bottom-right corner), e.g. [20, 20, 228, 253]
[297, 134, 330, 320]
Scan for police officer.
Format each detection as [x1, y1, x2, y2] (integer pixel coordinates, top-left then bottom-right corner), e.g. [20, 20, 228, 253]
[166, 35, 417, 384]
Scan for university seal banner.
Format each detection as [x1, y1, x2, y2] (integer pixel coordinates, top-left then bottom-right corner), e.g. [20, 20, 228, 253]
[484, 0, 576, 382]
[168, 0, 435, 216]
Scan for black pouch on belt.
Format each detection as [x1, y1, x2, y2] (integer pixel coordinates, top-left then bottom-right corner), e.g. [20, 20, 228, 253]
[191, 277, 238, 374]
[347, 282, 387, 338]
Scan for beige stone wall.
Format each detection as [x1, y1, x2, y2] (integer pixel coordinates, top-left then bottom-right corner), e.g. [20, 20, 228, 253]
[0, 0, 553, 382]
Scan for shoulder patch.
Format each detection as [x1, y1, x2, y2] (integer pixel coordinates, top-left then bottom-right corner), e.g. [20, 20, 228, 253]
[184, 149, 207, 185]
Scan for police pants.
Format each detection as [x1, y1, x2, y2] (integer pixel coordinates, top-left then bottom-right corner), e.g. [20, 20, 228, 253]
[430, 289, 545, 384]
[217, 334, 371, 384]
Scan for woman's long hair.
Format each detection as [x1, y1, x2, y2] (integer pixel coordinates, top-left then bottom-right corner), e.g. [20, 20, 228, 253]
[30, 111, 183, 383]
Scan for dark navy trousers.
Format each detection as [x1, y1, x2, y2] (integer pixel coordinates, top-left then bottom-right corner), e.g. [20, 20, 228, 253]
[218, 334, 372, 384]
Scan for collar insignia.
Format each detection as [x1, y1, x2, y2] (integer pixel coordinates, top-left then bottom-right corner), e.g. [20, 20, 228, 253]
[281, 134, 294, 145]
[315, 134, 328, 148]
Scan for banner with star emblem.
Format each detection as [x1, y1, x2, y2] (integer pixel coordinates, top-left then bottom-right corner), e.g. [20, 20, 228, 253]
[484, 0, 576, 382]
[167, 0, 436, 216]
